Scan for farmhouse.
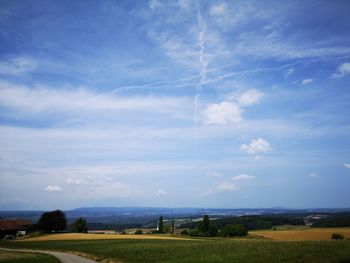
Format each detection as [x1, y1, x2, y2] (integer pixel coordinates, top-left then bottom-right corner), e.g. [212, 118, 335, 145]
[0, 219, 32, 238]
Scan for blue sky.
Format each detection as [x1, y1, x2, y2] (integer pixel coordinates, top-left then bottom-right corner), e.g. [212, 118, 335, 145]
[1, 0, 350, 210]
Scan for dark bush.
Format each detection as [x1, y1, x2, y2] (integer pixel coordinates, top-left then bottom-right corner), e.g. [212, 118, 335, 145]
[135, 229, 143, 234]
[332, 233, 344, 240]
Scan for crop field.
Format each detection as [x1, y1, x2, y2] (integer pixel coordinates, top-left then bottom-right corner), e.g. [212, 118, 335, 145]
[0, 249, 59, 263]
[1, 237, 350, 263]
[252, 227, 350, 241]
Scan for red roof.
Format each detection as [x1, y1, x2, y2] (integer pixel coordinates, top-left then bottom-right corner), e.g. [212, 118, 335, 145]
[14, 219, 32, 226]
[0, 220, 20, 231]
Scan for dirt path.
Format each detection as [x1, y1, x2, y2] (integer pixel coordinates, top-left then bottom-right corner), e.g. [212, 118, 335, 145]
[0, 248, 97, 263]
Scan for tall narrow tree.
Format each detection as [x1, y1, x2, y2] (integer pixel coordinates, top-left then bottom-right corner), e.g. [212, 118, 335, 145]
[203, 215, 210, 233]
[158, 216, 164, 233]
[171, 219, 175, 234]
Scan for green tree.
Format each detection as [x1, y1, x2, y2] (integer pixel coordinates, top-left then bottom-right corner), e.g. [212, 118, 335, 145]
[221, 224, 247, 237]
[72, 217, 88, 233]
[38, 210, 67, 233]
[158, 216, 164, 233]
[203, 215, 210, 232]
[197, 215, 210, 233]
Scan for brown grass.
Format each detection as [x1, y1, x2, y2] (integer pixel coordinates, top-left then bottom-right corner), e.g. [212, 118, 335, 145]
[20, 233, 197, 242]
[251, 227, 350, 241]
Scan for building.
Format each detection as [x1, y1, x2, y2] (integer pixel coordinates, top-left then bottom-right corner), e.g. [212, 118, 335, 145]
[0, 219, 32, 238]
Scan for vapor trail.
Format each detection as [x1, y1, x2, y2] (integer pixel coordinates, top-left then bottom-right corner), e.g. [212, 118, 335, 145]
[193, 8, 207, 147]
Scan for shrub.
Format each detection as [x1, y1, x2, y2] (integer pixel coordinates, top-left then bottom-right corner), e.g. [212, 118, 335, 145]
[180, 229, 189, 235]
[135, 229, 143, 235]
[332, 233, 344, 240]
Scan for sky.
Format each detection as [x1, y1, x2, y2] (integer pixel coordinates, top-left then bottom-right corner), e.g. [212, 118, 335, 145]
[1, 0, 350, 210]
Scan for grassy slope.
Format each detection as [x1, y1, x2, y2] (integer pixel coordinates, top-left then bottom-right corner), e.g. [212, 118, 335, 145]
[1, 239, 350, 263]
[0, 250, 60, 263]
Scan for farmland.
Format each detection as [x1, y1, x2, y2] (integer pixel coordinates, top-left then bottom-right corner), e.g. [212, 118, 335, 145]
[1, 228, 350, 263]
[252, 227, 350, 241]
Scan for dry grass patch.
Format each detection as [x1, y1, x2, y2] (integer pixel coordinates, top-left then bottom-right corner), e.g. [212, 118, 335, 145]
[251, 227, 350, 241]
[20, 233, 197, 242]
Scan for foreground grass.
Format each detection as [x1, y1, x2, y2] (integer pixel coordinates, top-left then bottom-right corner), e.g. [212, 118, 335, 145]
[0, 249, 60, 263]
[1, 239, 350, 263]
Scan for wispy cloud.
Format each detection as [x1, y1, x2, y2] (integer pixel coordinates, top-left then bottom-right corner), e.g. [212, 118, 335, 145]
[309, 172, 318, 178]
[344, 164, 350, 169]
[200, 182, 239, 197]
[44, 185, 63, 192]
[207, 171, 223, 177]
[0, 57, 36, 75]
[302, 78, 314, 85]
[232, 174, 255, 181]
[217, 182, 239, 192]
[0, 82, 188, 114]
[156, 189, 167, 197]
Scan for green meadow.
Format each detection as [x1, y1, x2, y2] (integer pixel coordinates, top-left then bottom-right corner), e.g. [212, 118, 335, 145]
[0, 249, 59, 263]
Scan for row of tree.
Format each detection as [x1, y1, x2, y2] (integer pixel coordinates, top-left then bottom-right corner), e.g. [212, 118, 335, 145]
[181, 215, 248, 237]
[36, 210, 247, 237]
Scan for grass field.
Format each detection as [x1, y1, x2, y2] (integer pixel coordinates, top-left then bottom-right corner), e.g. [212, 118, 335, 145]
[0, 249, 60, 263]
[252, 227, 350, 241]
[19, 233, 196, 242]
[1, 237, 350, 263]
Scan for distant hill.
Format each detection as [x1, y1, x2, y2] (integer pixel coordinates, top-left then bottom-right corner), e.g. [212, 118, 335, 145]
[1, 207, 350, 229]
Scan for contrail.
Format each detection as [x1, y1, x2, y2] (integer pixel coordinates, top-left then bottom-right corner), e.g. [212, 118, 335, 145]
[197, 10, 208, 90]
[193, 7, 207, 146]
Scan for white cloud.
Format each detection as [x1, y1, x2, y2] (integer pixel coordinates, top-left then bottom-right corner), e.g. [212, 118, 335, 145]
[217, 182, 239, 192]
[207, 171, 223, 177]
[240, 138, 271, 155]
[202, 89, 263, 125]
[344, 164, 350, 169]
[301, 78, 314, 85]
[202, 101, 242, 125]
[44, 185, 63, 192]
[309, 172, 318, 178]
[237, 89, 264, 106]
[156, 189, 167, 197]
[232, 174, 255, 181]
[332, 62, 350, 78]
[0, 57, 36, 75]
